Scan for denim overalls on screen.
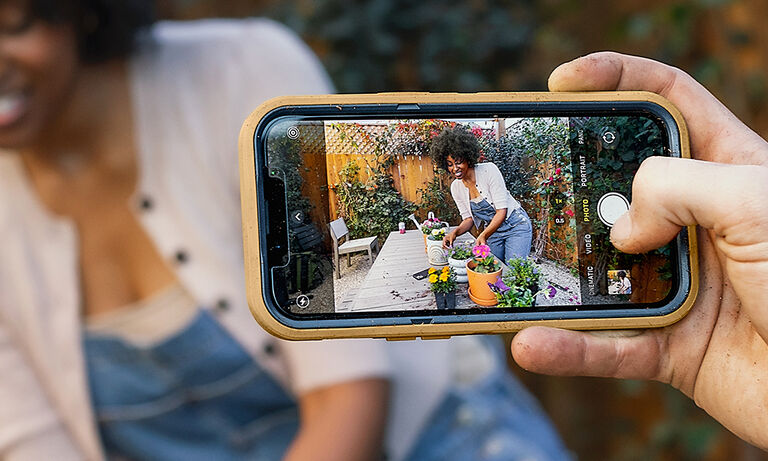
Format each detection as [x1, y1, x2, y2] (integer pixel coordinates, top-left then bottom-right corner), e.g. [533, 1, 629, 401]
[85, 313, 569, 461]
[83, 310, 298, 460]
[471, 198, 533, 263]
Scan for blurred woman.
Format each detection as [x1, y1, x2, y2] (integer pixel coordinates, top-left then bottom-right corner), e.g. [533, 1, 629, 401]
[0, 1, 568, 460]
[434, 126, 533, 261]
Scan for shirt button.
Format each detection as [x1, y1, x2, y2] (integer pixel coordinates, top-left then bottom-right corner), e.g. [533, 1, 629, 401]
[138, 195, 153, 211]
[215, 298, 230, 312]
[174, 250, 189, 264]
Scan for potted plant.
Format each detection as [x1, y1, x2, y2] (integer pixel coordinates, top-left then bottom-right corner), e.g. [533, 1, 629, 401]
[420, 216, 447, 250]
[428, 266, 457, 310]
[465, 244, 502, 306]
[505, 256, 543, 294]
[446, 241, 473, 283]
[488, 278, 536, 308]
[488, 258, 556, 307]
[488, 277, 557, 308]
[426, 227, 448, 265]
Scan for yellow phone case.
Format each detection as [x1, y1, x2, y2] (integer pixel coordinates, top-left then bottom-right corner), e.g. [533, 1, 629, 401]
[239, 91, 698, 340]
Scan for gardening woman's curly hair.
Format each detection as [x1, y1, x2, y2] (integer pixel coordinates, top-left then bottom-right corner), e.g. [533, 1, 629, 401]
[429, 126, 482, 172]
[29, 0, 155, 63]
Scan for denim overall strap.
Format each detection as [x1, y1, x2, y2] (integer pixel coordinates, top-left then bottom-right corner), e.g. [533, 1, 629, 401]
[470, 198, 532, 262]
[83, 310, 298, 461]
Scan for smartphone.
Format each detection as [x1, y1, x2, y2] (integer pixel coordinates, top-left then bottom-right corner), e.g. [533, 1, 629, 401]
[238, 92, 698, 340]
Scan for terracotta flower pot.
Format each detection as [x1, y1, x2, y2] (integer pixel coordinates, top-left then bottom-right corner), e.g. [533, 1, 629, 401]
[466, 259, 501, 306]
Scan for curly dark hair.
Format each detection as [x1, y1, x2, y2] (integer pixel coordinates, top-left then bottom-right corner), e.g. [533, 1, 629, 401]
[429, 126, 482, 172]
[29, 0, 155, 63]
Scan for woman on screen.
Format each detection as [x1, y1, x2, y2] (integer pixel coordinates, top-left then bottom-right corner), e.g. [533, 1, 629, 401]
[434, 126, 533, 261]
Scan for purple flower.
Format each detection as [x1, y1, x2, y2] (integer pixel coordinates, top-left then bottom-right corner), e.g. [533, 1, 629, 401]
[547, 285, 556, 298]
[493, 277, 509, 292]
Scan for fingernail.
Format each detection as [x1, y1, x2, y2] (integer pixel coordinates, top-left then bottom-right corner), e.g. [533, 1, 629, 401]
[610, 212, 631, 247]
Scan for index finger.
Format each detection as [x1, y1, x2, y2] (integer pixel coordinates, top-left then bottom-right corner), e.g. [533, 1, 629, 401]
[548, 52, 768, 166]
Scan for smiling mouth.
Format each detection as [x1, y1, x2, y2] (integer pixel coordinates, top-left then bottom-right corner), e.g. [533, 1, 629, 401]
[0, 92, 27, 127]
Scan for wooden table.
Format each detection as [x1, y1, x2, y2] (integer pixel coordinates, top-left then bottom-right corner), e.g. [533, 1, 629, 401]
[337, 229, 481, 312]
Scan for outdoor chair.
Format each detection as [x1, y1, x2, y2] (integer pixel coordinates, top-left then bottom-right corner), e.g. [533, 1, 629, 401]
[329, 218, 377, 279]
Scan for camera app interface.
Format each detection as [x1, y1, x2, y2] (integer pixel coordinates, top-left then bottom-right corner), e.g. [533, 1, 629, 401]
[265, 114, 676, 315]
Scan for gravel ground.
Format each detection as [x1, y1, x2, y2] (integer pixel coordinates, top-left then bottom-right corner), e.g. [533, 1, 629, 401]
[534, 259, 582, 305]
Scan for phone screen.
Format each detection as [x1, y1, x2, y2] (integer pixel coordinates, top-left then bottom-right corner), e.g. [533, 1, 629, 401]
[259, 105, 686, 320]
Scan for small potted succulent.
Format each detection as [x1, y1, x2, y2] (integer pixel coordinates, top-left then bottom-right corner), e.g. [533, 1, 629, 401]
[426, 227, 448, 265]
[428, 266, 457, 310]
[465, 244, 502, 306]
[446, 241, 473, 283]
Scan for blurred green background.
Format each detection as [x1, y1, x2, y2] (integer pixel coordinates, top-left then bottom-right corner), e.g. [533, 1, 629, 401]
[158, 1, 768, 459]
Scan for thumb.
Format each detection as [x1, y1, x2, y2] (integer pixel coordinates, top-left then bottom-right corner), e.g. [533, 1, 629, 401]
[609, 157, 768, 254]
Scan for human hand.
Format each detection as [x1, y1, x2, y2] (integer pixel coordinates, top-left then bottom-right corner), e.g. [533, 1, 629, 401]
[475, 234, 487, 247]
[443, 232, 456, 249]
[511, 52, 768, 449]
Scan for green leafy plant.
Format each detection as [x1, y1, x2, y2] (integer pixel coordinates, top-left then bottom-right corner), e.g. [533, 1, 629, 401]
[488, 278, 536, 308]
[417, 172, 461, 225]
[330, 123, 417, 242]
[505, 256, 544, 290]
[447, 241, 473, 260]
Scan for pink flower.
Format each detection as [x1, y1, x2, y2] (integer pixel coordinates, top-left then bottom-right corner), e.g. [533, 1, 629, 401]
[564, 209, 574, 217]
[472, 244, 491, 258]
[555, 167, 561, 175]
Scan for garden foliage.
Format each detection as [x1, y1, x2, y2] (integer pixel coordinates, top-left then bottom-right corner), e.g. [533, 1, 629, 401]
[330, 124, 416, 241]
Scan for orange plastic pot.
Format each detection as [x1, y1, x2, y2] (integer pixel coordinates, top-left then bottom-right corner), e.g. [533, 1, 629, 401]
[466, 260, 501, 306]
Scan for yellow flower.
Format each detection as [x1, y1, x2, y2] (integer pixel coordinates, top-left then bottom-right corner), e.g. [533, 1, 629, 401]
[441, 266, 450, 273]
[439, 272, 449, 282]
[428, 267, 437, 274]
[429, 274, 438, 283]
